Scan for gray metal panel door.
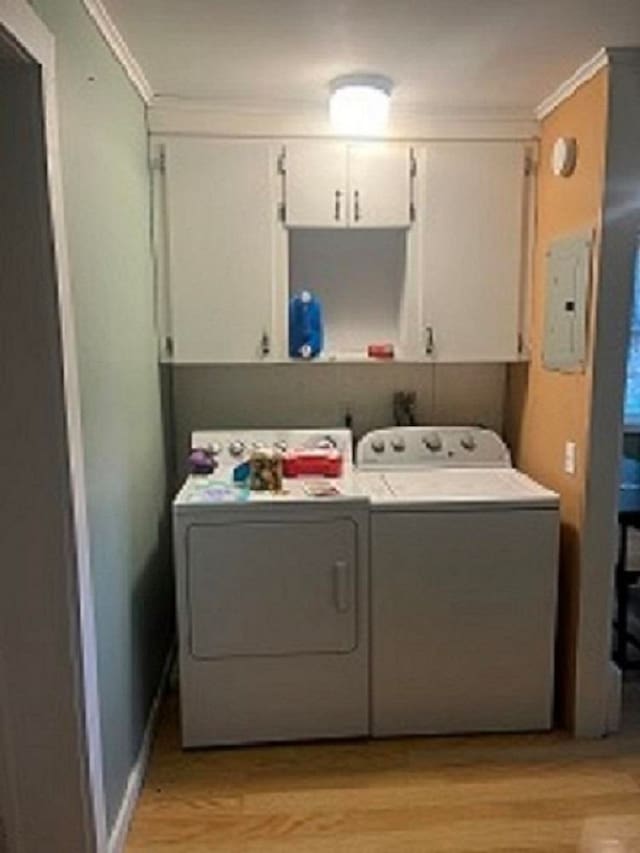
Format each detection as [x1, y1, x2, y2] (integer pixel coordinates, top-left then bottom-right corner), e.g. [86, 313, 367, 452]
[543, 231, 592, 372]
[371, 508, 559, 735]
[187, 519, 357, 658]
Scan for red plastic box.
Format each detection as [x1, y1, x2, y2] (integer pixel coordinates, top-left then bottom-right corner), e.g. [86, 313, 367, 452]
[283, 449, 343, 478]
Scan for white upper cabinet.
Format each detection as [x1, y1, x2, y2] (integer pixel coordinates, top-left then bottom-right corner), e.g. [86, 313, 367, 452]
[156, 134, 529, 365]
[419, 142, 527, 362]
[284, 142, 348, 228]
[348, 144, 413, 229]
[163, 138, 276, 363]
[284, 141, 413, 229]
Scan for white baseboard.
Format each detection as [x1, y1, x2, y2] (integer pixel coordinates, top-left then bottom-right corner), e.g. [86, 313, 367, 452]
[606, 661, 622, 734]
[107, 645, 175, 853]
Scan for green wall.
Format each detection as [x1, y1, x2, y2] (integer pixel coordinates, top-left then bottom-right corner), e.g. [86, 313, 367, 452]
[31, 0, 173, 832]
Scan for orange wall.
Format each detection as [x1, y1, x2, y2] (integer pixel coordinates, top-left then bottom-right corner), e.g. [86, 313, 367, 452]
[505, 69, 609, 726]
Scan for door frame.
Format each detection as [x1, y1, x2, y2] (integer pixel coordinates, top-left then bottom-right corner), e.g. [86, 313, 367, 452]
[576, 51, 640, 736]
[0, 0, 106, 848]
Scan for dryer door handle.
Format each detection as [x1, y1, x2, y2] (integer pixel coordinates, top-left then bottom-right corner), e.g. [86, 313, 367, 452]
[332, 560, 351, 614]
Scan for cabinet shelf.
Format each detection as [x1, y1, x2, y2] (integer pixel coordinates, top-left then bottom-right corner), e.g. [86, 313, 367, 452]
[288, 227, 409, 359]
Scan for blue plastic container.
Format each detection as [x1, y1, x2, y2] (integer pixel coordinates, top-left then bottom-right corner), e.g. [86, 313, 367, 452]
[289, 290, 324, 359]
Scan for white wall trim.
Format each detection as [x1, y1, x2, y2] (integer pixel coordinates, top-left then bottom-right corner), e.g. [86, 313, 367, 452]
[107, 647, 175, 853]
[535, 48, 608, 120]
[149, 95, 538, 140]
[40, 24, 109, 853]
[81, 0, 152, 104]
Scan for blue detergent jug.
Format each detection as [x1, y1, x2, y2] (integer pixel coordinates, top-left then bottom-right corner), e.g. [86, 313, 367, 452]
[289, 290, 324, 359]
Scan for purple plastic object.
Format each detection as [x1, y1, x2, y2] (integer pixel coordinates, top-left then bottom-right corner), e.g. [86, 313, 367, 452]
[188, 447, 217, 475]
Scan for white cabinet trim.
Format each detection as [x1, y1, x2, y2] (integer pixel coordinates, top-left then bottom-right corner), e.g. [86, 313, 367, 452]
[149, 98, 538, 141]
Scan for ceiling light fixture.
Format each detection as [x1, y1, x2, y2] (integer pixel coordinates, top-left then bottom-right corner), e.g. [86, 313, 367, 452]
[329, 73, 393, 137]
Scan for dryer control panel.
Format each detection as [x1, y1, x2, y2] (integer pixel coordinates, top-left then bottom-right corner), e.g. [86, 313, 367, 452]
[191, 428, 353, 473]
[357, 427, 511, 469]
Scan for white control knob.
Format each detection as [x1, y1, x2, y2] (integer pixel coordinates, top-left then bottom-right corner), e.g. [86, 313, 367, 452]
[423, 433, 442, 452]
[273, 440, 288, 453]
[391, 436, 406, 453]
[207, 441, 222, 455]
[229, 440, 245, 457]
[252, 441, 265, 451]
[317, 435, 338, 449]
[460, 433, 477, 452]
[371, 438, 386, 454]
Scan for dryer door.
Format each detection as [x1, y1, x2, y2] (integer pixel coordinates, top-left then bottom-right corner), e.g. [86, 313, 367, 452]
[187, 518, 358, 658]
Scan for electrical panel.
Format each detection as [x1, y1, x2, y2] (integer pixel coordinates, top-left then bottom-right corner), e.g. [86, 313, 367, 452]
[543, 231, 592, 372]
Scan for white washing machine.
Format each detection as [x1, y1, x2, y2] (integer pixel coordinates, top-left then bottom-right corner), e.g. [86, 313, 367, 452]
[356, 426, 560, 736]
[173, 429, 369, 748]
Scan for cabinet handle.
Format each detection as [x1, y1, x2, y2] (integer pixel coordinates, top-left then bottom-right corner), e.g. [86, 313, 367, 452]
[260, 330, 270, 358]
[425, 326, 435, 356]
[332, 560, 351, 613]
[334, 189, 342, 221]
[354, 190, 361, 222]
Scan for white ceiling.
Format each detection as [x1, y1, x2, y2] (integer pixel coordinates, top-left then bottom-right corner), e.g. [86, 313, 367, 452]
[101, 0, 640, 114]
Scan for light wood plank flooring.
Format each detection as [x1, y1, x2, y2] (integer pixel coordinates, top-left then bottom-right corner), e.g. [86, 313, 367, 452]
[126, 684, 640, 852]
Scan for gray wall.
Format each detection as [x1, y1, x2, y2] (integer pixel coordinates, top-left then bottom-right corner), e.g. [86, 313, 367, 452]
[31, 0, 173, 832]
[173, 363, 506, 477]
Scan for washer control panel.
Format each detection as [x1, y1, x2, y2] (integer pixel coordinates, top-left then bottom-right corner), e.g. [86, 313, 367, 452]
[357, 427, 511, 469]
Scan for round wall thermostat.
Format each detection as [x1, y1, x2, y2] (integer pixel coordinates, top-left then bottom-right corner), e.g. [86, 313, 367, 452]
[551, 137, 577, 177]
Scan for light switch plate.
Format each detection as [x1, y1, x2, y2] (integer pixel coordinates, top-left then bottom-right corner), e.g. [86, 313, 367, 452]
[564, 441, 577, 475]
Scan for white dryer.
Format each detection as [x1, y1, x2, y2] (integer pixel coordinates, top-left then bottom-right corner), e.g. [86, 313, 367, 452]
[356, 426, 560, 736]
[173, 429, 368, 748]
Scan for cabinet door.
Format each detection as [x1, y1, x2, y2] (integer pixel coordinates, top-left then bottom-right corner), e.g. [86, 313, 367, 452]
[348, 144, 412, 228]
[164, 138, 276, 362]
[285, 141, 348, 228]
[420, 142, 526, 361]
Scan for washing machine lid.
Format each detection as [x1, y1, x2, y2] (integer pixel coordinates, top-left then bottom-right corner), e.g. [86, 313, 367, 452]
[356, 468, 558, 510]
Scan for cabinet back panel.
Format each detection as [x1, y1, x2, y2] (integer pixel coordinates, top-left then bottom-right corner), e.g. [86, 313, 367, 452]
[289, 229, 407, 356]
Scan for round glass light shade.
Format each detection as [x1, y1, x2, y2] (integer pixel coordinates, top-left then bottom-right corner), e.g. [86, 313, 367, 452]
[329, 75, 392, 136]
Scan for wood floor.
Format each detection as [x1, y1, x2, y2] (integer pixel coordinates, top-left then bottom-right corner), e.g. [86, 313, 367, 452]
[126, 684, 640, 852]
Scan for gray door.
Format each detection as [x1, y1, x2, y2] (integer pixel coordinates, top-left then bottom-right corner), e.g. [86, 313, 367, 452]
[187, 519, 358, 658]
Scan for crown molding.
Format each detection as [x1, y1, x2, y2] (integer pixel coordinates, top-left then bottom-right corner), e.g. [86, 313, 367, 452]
[82, 0, 152, 103]
[535, 48, 608, 120]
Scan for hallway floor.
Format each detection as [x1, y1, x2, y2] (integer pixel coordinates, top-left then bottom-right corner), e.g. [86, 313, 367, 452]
[126, 684, 640, 852]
